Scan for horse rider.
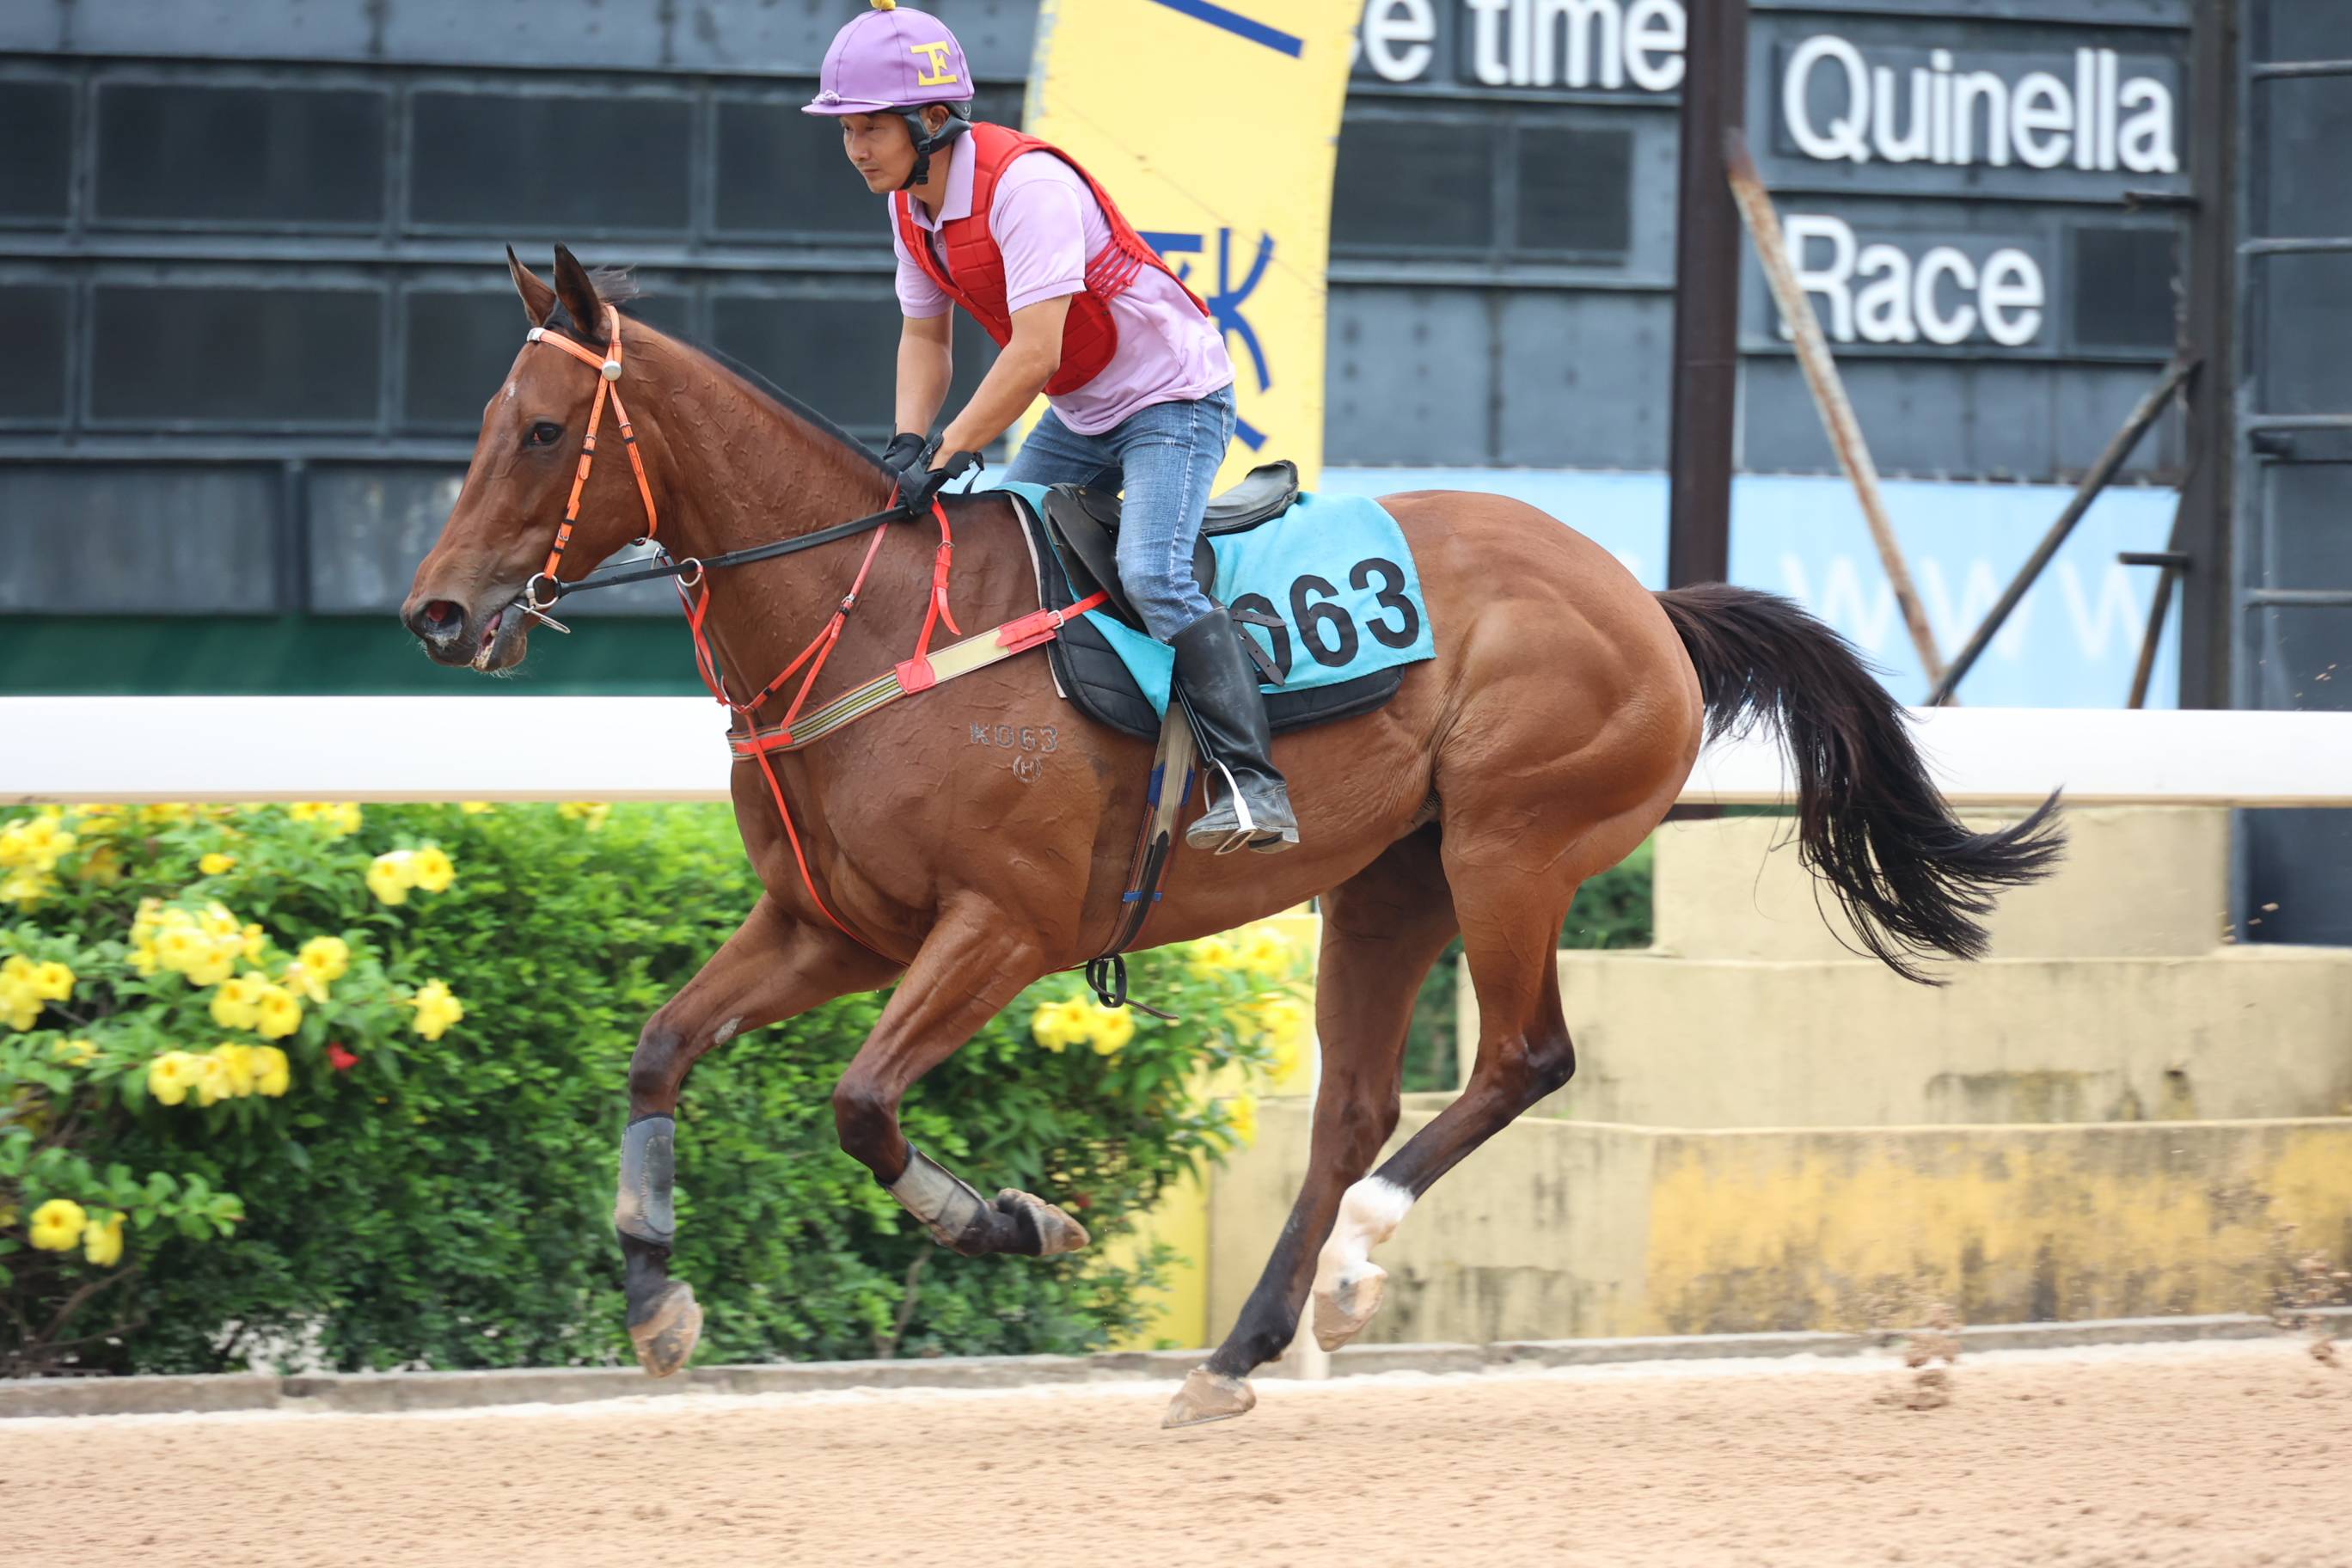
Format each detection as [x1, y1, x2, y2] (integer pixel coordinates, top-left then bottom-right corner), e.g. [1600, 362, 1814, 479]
[803, 0, 1299, 854]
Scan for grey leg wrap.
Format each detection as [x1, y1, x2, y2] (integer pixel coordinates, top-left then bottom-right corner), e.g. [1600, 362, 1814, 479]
[886, 1145, 993, 1253]
[614, 1114, 677, 1246]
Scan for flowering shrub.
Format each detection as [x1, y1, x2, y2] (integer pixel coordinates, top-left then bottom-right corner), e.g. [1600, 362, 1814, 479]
[2, 800, 1296, 1375]
[2, 805, 467, 1375]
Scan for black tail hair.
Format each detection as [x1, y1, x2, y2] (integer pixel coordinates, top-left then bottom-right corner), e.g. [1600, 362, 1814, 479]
[1657, 584, 2066, 984]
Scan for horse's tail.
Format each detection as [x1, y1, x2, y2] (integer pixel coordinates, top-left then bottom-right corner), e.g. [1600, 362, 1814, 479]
[1654, 583, 2065, 984]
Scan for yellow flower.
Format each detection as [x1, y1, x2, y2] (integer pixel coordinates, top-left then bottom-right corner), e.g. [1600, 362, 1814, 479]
[1238, 926, 1293, 978]
[1029, 996, 1096, 1053]
[557, 801, 612, 831]
[408, 978, 466, 1041]
[193, 1053, 235, 1107]
[66, 805, 126, 836]
[198, 902, 241, 940]
[1225, 1093, 1259, 1148]
[154, 925, 207, 973]
[1087, 1002, 1136, 1057]
[252, 986, 303, 1041]
[52, 1037, 98, 1067]
[289, 801, 363, 837]
[138, 804, 193, 826]
[281, 960, 328, 1005]
[458, 801, 495, 815]
[83, 1210, 126, 1268]
[148, 1050, 205, 1106]
[409, 844, 456, 894]
[1265, 1028, 1307, 1087]
[199, 852, 237, 875]
[299, 936, 350, 983]
[28, 961, 74, 1002]
[76, 845, 125, 885]
[187, 934, 242, 986]
[212, 1043, 256, 1097]
[1187, 936, 1238, 977]
[366, 850, 416, 906]
[1252, 995, 1310, 1048]
[1, 955, 45, 1029]
[2, 869, 57, 909]
[209, 972, 264, 1031]
[28, 1198, 87, 1253]
[240, 923, 268, 963]
[250, 1044, 291, 1098]
[0, 818, 76, 873]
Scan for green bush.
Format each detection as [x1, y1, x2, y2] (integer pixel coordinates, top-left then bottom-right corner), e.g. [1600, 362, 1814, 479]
[0, 802, 1298, 1375]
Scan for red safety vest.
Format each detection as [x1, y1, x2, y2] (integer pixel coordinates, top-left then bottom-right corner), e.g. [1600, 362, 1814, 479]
[894, 122, 1211, 396]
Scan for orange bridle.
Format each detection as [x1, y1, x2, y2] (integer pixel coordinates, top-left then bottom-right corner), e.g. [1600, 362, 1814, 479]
[522, 303, 663, 626]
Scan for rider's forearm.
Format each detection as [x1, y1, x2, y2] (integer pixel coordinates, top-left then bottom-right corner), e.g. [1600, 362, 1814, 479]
[938, 343, 1057, 457]
[894, 330, 954, 436]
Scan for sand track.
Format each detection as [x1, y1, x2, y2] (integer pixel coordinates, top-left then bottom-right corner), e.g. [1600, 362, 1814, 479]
[12, 1338, 2347, 1568]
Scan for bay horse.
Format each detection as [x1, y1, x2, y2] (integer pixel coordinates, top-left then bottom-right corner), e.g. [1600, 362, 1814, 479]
[402, 248, 2061, 1426]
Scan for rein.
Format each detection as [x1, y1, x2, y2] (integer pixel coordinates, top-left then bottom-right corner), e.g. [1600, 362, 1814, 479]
[516, 306, 1107, 960]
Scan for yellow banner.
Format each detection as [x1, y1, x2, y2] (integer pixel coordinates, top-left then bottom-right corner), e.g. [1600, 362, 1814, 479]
[1020, 0, 1362, 490]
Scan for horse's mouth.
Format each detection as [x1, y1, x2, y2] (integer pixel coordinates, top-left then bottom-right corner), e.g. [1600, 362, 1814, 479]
[471, 602, 529, 672]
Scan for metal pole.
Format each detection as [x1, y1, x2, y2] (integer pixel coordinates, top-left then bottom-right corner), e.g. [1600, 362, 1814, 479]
[2175, 0, 2239, 708]
[2121, 551, 2190, 709]
[1664, 0, 1748, 589]
[1724, 131, 1946, 688]
[1923, 357, 2196, 707]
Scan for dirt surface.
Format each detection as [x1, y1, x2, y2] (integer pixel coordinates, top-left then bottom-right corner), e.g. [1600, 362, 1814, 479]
[11, 1339, 2348, 1568]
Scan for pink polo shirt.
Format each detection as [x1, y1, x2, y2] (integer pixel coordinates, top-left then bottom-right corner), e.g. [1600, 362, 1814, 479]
[891, 142, 1235, 438]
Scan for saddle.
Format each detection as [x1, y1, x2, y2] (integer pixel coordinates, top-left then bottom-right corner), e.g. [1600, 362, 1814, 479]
[1039, 460, 1302, 630]
[1013, 462, 1411, 741]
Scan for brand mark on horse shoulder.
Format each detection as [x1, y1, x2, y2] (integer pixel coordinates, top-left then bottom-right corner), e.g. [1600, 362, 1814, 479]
[1012, 754, 1045, 784]
[969, 722, 1057, 754]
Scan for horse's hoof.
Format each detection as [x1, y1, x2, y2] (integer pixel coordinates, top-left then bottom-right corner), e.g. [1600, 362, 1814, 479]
[628, 1281, 702, 1378]
[1161, 1367, 1255, 1429]
[1314, 1265, 1387, 1351]
[996, 1188, 1091, 1256]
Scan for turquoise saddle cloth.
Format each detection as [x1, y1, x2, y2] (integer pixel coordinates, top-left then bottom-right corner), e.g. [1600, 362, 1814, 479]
[990, 481, 1436, 728]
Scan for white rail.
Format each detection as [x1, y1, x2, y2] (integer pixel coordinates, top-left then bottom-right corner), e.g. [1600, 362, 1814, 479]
[3, 697, 2349, 808]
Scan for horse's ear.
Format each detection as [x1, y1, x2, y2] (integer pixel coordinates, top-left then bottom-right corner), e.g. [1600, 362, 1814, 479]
[551, 243, 603, 334]
[507, 246, 557, 327]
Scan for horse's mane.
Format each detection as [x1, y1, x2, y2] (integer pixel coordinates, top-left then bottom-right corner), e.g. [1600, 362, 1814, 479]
[681, 336, 893, 478]
[550, 266, 891, 478]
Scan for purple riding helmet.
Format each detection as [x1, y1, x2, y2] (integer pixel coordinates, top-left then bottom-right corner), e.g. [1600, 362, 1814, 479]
[801, 0, 975, 189]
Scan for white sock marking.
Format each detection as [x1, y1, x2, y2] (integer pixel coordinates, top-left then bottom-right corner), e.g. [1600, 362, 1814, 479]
[1315, 1177, 1414, 1297]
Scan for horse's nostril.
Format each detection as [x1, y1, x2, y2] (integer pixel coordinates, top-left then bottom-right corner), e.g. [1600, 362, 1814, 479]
[423, 600, 463, 631]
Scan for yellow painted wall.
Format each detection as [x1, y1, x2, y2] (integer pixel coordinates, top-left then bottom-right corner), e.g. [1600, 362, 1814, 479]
[1210, 1103, 2352, 1343]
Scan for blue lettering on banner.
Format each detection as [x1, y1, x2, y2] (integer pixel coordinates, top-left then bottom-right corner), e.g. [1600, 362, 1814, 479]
[1142, 226, 1278, 450]
[1315, 467, 2182, 709]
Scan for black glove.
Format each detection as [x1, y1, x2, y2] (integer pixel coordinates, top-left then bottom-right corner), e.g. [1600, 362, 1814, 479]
[879, 432, 928, 481]
[899, 442, 984, 515]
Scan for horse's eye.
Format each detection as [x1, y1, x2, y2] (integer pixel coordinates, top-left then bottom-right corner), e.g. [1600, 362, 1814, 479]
[525, 420, 564, 448]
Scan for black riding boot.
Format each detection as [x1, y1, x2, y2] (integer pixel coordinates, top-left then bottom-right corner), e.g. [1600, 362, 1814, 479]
[1172, 607, 1300, 854]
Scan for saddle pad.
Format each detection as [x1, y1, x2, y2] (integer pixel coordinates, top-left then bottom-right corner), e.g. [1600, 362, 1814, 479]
[992, 481, 1436, 740]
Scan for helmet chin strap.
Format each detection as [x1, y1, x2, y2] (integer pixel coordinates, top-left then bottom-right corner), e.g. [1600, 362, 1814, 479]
[897, 108, 972, 191]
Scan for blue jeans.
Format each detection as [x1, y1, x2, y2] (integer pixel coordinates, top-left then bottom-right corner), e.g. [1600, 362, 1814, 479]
[1001, 384, 1238, 642]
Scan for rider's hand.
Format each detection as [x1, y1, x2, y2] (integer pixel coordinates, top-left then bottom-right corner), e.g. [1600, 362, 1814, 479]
[899, 442, 983, 515]
[879, 431, 928, 481]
